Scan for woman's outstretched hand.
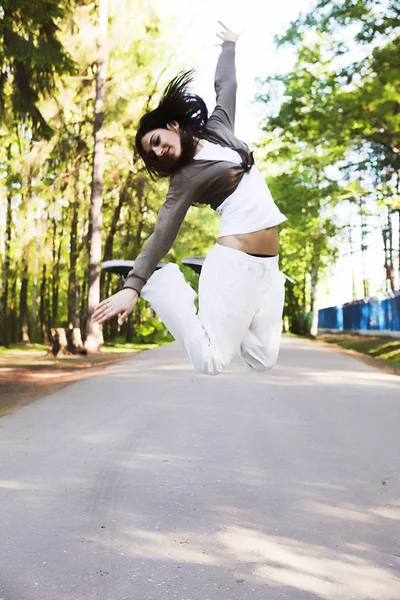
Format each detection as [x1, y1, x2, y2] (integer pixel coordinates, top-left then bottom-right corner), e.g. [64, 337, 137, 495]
[92, 288, 139, 326]
[216, 21, 241, 44]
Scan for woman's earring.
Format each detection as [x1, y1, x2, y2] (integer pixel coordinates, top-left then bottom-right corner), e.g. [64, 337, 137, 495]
[166, 123, 172, 130]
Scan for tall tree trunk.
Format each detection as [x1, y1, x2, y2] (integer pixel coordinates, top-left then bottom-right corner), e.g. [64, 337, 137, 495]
[388, 210, 395, 291]
[125, 178, 147, 340]
[397, 209, 400, 288]
[99, 172, 132, 342]
[86, 0, 108, 352]
[9, 276, 17, 344]
[133, 177, 146, 252]
[80, 277, 88, 342]
[382, 209, 395, 292]
[102, 271, 119, 342]
[348, 206, 357, 301]
[286, 284, 301, 334]
[19, 259, 30, 343]
[301, 270, 307, 335]
[51, 217, 58, 327]
[40, 264, 50, 344]
[397, 174, 400, 288]
[100, 171, 133, 293]
[31, 219, 40, 343]
[51, 215, 64, 328]
[309, 251, 319, 338]
[0, 185, 12, 346]
[360, 211, 369, 298]
[109, 272, 120, 340]
[68, 166, 80, 328]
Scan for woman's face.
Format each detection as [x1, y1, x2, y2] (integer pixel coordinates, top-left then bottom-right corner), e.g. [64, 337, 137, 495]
[142, 122, 182, 164]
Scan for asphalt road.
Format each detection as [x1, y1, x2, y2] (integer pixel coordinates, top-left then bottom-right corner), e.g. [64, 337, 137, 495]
[1, 335, 399, 600]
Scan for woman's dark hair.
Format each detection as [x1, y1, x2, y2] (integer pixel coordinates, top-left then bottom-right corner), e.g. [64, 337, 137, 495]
[136, 70, 208, 178]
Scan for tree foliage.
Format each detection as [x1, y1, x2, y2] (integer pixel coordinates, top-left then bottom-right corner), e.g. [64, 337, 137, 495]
[2, 0, 399, 348]
[256, 0, 400, 331]
[0, 0, 220, 349]
[0, 0, 82, 138]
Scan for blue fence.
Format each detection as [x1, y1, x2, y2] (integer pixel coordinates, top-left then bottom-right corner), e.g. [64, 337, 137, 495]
[318, 290, 400, 333]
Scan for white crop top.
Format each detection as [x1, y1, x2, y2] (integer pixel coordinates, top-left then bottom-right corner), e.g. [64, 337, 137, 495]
[194, 140, 286, 236]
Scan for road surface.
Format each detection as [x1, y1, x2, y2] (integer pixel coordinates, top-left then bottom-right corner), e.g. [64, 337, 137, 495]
[1, 335, 399, 600]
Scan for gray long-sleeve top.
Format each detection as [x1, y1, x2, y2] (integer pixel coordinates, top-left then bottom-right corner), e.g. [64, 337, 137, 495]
[124, 41, 254, 294]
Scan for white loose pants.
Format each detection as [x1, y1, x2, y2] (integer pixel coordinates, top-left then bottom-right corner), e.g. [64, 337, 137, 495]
[141, 243, 285, 375]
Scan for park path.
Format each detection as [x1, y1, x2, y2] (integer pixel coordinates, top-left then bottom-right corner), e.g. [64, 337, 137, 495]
[0, 335, 399, 600]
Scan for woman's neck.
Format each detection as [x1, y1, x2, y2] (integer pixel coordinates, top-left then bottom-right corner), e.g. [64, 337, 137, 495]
[193, 138, 205, 156]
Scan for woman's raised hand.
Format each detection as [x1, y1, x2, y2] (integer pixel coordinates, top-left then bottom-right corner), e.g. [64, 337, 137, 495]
[92, 288, 139, 326]
[216, 21, 241, 44]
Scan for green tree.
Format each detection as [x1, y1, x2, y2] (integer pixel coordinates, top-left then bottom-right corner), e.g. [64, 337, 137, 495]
[85, 0, 108, 353]
[263, 150, 339, 333]
[256, 0, 400, 313]
[0, 0, 81, 139]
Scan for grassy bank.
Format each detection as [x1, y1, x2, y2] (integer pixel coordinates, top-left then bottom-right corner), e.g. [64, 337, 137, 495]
[317, 333, 400, 372]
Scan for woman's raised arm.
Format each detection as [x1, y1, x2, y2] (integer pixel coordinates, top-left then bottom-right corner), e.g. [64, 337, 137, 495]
[212, 22, 241, 132]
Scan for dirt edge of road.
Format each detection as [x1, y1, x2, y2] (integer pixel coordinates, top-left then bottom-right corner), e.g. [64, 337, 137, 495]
[0, 351, 142, 418]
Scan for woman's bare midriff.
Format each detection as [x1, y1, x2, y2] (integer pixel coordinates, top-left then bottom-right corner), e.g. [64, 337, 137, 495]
[217, 226, 279, 256]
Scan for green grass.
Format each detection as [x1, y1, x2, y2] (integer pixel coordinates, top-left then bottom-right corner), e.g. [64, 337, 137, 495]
[101, 343, 155, 353]
[318, 334, 400, 370]
[0, 343, 49, 355]
[104, 335, 173, 353]
[0, 336, 173, 357]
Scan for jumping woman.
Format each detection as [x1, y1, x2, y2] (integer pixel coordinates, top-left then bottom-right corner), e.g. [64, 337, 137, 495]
[92, 22, 287, 375]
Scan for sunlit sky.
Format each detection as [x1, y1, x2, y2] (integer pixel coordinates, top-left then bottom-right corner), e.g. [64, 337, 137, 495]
[155, 0, 313, 142]
[146, 0, 393, 307]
